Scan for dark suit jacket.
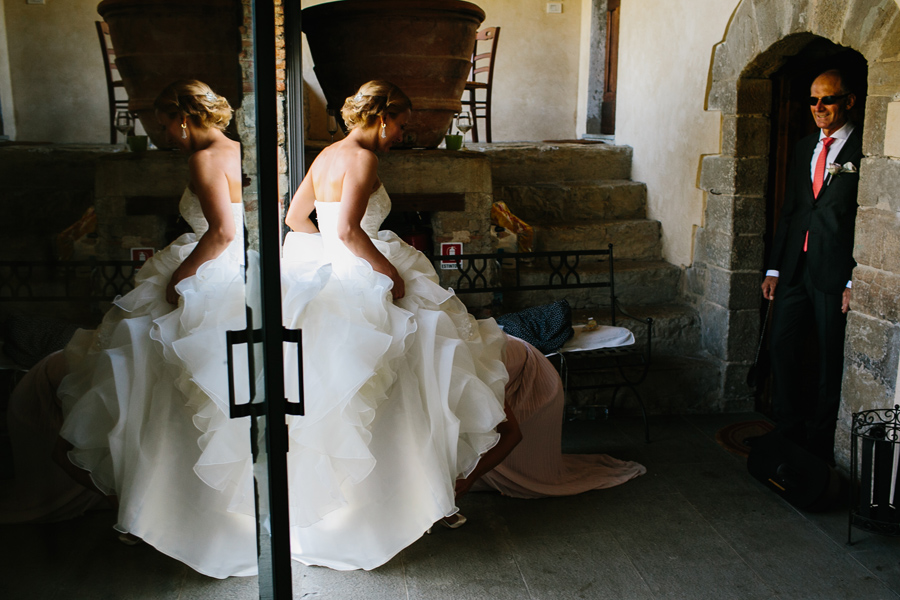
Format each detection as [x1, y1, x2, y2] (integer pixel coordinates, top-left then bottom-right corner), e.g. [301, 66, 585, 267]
[768, 127, 862, 295]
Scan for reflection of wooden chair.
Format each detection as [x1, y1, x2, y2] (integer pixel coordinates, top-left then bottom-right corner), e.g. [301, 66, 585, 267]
[96, 21, 130, 144]
[462, 26, 500, 143]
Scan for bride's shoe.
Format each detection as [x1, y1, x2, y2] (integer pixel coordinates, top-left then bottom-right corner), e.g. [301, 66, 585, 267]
[439, 513, 467, 529]
[117, 531, 143, 546]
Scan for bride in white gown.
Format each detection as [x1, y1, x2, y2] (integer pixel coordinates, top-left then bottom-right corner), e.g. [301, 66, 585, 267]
[280, 80, 509, 570]
[55, 80, 259, 578]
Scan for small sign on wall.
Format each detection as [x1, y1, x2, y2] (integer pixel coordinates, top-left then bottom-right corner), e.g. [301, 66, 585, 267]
[131, 248, 155, 263]
[440, 242, 463, 270]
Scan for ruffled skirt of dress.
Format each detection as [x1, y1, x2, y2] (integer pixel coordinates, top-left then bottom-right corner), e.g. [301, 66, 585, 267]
[475, 335, 646, 498]
[280, 230, 508, 570]
[56, 232, 259, 579]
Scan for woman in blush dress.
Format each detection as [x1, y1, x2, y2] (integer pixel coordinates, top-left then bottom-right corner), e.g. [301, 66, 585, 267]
[462, 335, 646, 500]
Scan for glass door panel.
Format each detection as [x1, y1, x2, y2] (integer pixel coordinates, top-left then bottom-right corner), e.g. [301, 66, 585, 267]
[226, 1, 299, 597]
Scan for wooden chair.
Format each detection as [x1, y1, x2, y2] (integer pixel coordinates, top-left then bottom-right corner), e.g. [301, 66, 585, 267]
[96, 21, 131, 144]
[462, 26, 500, 143]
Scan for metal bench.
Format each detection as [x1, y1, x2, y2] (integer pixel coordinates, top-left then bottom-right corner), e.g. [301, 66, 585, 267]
[433, 244, 653, 442]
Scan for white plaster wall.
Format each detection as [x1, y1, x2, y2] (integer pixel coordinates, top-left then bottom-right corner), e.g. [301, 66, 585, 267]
[480, 0, 580, 141]
[0, 0, 15, 139]
[614, 0, 736, 267]
[5, 0, 107, 143]
[301, 0, 582, 143]
[575, 0, 593, 137]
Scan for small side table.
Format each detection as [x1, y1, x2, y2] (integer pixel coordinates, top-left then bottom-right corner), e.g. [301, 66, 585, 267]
[849, 405, 900, 544]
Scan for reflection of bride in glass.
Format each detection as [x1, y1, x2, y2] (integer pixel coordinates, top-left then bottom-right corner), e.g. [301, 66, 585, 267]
[51, 80, 259, 578]
[280, 80, 508, 570]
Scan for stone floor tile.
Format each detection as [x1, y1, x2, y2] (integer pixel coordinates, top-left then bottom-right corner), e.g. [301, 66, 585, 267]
[660, 459, 801, 524]
[4, 411, 900, 599]
[1, 510, 189, 600]
[710, 515, 897, 599]
[633, 559, 776, 600]
[401, 522, 529, 600]
[605, 493, 741, 568]
[510, 532, 655, 600]
[292, 558, 409, 600]
[177, 573, 260, 600]
[846, 545, 900, 594]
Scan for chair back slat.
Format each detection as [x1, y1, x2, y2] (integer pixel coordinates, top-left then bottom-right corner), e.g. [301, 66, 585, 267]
[96, 20, 131, 143]
[463, 26, 500, 142]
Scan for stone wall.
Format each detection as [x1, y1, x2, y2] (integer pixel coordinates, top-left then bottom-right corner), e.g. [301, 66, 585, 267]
[92, 152, 189, 260]
[237, 0, 288, 250]
[692, 0, 900, 469]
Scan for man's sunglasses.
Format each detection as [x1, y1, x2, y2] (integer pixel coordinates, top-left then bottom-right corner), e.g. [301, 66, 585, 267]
[809, 94, 849, 106]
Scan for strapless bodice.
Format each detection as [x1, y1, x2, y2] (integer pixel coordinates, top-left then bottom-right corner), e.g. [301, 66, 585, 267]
[315, 184, 391, 259]
[179, 187, 245, 256]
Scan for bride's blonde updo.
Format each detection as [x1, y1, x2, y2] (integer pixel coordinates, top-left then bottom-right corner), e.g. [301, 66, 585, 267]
[341, 80, 412, 131]
[153, 80, 233, 131]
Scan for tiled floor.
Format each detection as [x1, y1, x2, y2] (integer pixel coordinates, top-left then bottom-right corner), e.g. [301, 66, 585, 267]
[2, 413, 899, 599]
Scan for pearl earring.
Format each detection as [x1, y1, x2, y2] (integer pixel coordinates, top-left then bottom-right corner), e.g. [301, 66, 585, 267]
[181, 122, 188, 139]
[380, 123, 387, 139]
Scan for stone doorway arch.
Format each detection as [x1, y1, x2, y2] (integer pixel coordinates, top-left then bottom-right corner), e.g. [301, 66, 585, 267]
[692, 0, 900, 463]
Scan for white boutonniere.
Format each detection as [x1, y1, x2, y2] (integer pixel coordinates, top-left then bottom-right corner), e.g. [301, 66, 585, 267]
[825, 162, 858, 186]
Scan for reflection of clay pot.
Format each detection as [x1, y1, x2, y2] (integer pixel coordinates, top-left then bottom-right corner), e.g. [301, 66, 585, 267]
[97, 0, 242, 148]
[301, 0, 484, 149]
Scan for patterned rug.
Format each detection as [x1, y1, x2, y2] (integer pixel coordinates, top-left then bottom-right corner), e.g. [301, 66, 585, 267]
[715, 420, 775, 458]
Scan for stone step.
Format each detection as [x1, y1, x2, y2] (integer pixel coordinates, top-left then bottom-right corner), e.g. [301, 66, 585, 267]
[471, 142, 633, 184]
[493, 259, 682, 309]
[497, 180, 647, 222]
[531, 219, 661, 261]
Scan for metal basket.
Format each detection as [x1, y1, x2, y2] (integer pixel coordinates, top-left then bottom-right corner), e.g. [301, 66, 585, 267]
[849, 405, 900, 544]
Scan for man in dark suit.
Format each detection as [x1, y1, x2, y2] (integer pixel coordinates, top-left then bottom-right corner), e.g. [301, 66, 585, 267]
[761, 69, 862, 466]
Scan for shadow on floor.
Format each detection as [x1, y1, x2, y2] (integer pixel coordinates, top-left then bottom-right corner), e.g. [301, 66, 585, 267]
[2, 413, 898, 599]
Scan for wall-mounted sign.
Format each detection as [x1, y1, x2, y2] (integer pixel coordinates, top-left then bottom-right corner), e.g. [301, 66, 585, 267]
[131, 248, 155, 263]
[440, 242, 463, 270]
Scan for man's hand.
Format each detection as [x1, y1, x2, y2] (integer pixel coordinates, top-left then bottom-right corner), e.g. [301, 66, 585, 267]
[842, 287, 851, 314]
[761, 276, 778, 300]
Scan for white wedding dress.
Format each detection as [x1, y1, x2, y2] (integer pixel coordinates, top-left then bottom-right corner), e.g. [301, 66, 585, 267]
[57, 188, 259, 579]
[280, 184, 508, 570]
[55, 184, 507, 577]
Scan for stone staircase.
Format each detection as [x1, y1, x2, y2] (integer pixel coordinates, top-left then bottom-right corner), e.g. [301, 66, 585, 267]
[473, 142, 722, 415]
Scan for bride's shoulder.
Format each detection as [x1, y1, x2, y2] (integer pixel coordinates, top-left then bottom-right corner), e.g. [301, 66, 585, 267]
[190, 139, 239, 167]
[326, 138, 377, 163]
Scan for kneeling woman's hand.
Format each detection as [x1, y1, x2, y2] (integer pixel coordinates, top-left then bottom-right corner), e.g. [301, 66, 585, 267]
[166, 276, 181, 305]
[384, 263, 405, 301]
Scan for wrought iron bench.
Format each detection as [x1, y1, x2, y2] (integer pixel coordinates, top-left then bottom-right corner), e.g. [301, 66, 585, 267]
[0, 259, 142, 322]
[433, 244, 653, 442]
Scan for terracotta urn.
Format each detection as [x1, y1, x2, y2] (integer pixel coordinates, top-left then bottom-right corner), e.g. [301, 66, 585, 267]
[300, 0, 485, 149]
[97, 0, 243, 148]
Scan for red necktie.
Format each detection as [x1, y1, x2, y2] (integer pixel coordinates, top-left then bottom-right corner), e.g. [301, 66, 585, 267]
[805, 136, 835, 251]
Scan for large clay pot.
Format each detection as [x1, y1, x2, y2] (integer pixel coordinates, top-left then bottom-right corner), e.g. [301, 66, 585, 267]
[98, 0, 242, 148]
[301, 0, 485, 149]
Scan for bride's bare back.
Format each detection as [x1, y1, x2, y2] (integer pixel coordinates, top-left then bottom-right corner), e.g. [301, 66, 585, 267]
[284, 94, 410, 299]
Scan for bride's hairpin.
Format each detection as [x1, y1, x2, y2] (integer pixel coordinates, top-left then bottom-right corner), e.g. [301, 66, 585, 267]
[205, 91, 217, 103]
[354, 92, 364, 102]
